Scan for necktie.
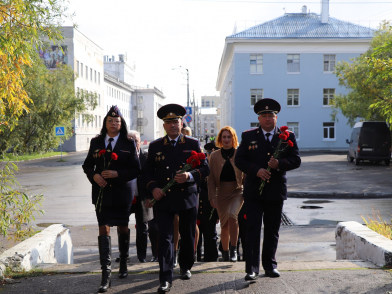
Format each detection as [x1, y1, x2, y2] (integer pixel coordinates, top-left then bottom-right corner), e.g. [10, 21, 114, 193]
[107, 138, 114, 152]
[171, 139, 176, 147]
[265, 133, 271, 148]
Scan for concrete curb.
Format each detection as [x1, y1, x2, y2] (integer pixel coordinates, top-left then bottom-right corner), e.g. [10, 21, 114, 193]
[288, 191, 392, 199]
[0, 224, 73, 274]
[335, 221, 392, 267]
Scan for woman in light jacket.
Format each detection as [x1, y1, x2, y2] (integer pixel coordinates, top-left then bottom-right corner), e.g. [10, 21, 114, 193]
[208, 126, 244, 262]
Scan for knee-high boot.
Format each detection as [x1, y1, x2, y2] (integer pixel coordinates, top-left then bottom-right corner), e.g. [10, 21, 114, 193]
[98, 235, 112, 293]
[118, 229, 130, 279]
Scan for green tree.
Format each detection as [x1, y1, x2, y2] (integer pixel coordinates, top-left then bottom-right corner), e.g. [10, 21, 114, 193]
[0, 53, 97, 154]
[332, 21, 392, 127]
[0, 0, 70, 133]
[0, 162, 43, 242]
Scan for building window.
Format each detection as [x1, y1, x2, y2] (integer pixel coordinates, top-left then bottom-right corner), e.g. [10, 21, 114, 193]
[78, 114, 80, 127]
[137, 96, 143, 104]
[95, 115, 97, 128]
[206, 101, 210, 107]
[85, 66, 88, 79]
[251, 122, 259, 128]
[82, 114, 85, 127]
[98, 94, 101, 106]
[287, 89, 299, 106]
[138, 110, 143, 118]
[98, 72, 100, 84]
[81, 63, 83, 77]
[202, 100, 205, 107]
[323, 88, 335, 106]
[76, 61, 79, 75]
[212, 101, 214, 107]
[250, 89, 263, 106]
[287, 54, 300, 73]
[323, 122, 335, 140]
[137, 125, 144, 135]
[94, 70, 97, 83]
[324, 54, 336, 72]
[90, 68, 92, 81]
[99, 116, 101, 127]
[250, 54, 263, 73]
[287, 122, 299, 139]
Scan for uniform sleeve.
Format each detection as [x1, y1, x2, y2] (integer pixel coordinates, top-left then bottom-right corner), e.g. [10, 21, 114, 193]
[189, 141, 210, 184]
[142, 144, 159, 194]
[82, 139, 100, 185]
[277, 132, 301, 172]
[234, 132, 261, 178]
[116, 140, 141, 185]
[207, 153, 217, 200]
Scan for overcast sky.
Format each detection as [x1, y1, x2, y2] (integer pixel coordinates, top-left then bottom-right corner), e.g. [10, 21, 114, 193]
[64, 0, 392, 106]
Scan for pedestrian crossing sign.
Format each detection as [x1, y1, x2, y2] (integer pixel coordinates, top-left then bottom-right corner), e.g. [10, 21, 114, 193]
[54, 126, 66, 137]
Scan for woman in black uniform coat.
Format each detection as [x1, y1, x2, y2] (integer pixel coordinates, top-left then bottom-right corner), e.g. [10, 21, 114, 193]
[82, 106, 141, 293]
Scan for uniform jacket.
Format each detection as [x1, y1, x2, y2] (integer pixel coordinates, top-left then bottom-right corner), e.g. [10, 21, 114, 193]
[142, 133, 210, 212]
[234, 126, 301, 201]
[207, 148, 245, 200]
[82, 135, 141, 208]
[131, 149, 154, 222]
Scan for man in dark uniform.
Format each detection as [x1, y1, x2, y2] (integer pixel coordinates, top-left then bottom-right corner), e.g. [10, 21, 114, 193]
[196, 142, 219, 262]
[235, 98, 301, 281]
[142, 104, 210, 293]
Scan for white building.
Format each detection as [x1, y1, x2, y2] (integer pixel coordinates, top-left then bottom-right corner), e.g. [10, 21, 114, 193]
[132, 87, 166, 142]
[201, 95, 221, 108]
[200, 107, 219, 140]
[47, 27, 105, 152]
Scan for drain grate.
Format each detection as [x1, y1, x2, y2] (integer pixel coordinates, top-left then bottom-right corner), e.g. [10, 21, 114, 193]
[281, 212, 293, 226]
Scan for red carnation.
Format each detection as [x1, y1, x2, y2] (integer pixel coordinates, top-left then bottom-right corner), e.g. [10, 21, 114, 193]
[186, 155, 201, 168]
[132, 196, 137, 204]
[98, 149, 106, 156]
[135, 224, 137, 229]
[280, 126, 289, 132]
[279, 133, 288, 141]
[111, 152, 118, 160]
[244, 214, 247, 220]
[284, 130, 290, 137]
[191, 150, 198, 156]
[196, 220, 201, 226]
[198, 153, 206, 160]
[287, 140, 294, 147]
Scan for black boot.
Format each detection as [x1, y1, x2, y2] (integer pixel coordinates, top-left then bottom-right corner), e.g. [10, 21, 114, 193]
[118, 229, 130, 279]
[230, 245, 237, 262]
[173, 249, 179, 268]
[98, 236, 111, 293]
[222, 250, 230, 262]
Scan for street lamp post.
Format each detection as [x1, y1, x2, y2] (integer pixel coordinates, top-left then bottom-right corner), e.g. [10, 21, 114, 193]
[180, 66, 190, 107]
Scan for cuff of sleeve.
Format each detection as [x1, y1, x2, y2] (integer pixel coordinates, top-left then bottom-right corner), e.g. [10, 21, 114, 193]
[147, 181, 158, 193]
[278, 159, 287, 171]
[187, 172, 195, 182]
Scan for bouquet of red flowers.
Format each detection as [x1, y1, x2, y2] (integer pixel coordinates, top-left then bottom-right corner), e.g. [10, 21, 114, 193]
[259, 126, 294, 195]
[95, 149, 118, 212]
[150, 151, 206, 205]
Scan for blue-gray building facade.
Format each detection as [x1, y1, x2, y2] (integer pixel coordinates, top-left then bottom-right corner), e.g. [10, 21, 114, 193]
[216, 10, 375, 150]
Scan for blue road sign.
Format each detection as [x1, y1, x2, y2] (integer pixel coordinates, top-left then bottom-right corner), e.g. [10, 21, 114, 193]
[54, 126, 66, 137]
[184, 115, 192, 123]
[185, 107, 192, 115]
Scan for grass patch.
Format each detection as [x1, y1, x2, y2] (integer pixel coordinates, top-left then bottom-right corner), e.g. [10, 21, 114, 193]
[362, 209, 392, 240]
[0, 152, 67, 162]
[2, 268, 61, 280]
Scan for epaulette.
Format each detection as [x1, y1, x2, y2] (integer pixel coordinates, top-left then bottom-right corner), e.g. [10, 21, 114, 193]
[243, 128, 257, 133]
[185, 135, 198, 141]
[150, 137, 164, 145]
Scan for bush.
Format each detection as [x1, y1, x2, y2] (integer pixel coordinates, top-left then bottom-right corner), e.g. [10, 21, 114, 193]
[362, 208, 392, 240]
[0, 162, 44, 242]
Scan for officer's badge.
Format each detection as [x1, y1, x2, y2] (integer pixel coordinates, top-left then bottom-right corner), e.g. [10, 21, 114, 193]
[251, 141, 257, 144]
[255, 145, 258, 148]
[162, 155, 165, 160]
[156, 152, 162, 155]
[248, 146, 251, 150]
[252, 145, 255, 150]
[265, 106, 269, 110]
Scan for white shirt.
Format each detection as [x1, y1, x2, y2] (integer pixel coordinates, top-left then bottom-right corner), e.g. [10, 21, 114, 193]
[262, 129, 275, 142]
[105, 133, 120, 150]
[167, 135, 180, 146]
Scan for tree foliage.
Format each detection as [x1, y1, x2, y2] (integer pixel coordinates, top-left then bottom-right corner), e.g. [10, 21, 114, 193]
[0, 0, 70, 133]
[0, 161, 44, 242]
[332, 21, 392, 127]
[0, 53, 97, 154]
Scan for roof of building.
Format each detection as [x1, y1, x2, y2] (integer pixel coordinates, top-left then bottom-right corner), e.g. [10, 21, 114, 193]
[228, 13, 375, 39]
[201, 107, 218, 115]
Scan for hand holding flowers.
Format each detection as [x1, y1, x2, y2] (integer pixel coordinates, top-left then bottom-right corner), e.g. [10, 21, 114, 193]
[150, 151, 206, 206]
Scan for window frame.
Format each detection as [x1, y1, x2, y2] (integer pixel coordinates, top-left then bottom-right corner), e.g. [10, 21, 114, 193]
[323, 54, 336, 73]
[323, 88, 335, 107]
[250, 89, 263, 106]
[323, 122, 336, 141]
[287, 54, 300, 74]
[287, 122, 300, 140]
[287, 89, 300, 107]
[250, 54, 263, 74]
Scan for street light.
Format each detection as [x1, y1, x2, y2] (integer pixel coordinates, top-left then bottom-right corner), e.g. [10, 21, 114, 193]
[172, 66, 189, 107]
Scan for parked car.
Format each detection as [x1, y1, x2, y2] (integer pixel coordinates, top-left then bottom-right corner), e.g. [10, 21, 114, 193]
[346, 121, 391, 166]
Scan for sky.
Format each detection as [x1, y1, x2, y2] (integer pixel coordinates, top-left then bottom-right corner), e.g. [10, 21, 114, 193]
[64, 0, 392, 106]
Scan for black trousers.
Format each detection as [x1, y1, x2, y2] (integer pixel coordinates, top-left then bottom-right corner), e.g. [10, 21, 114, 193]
[157, 206, 197, 283]
[199, 209, 218, 261]
[134, 210, 148, 259]
[244, 199, 283, 274]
